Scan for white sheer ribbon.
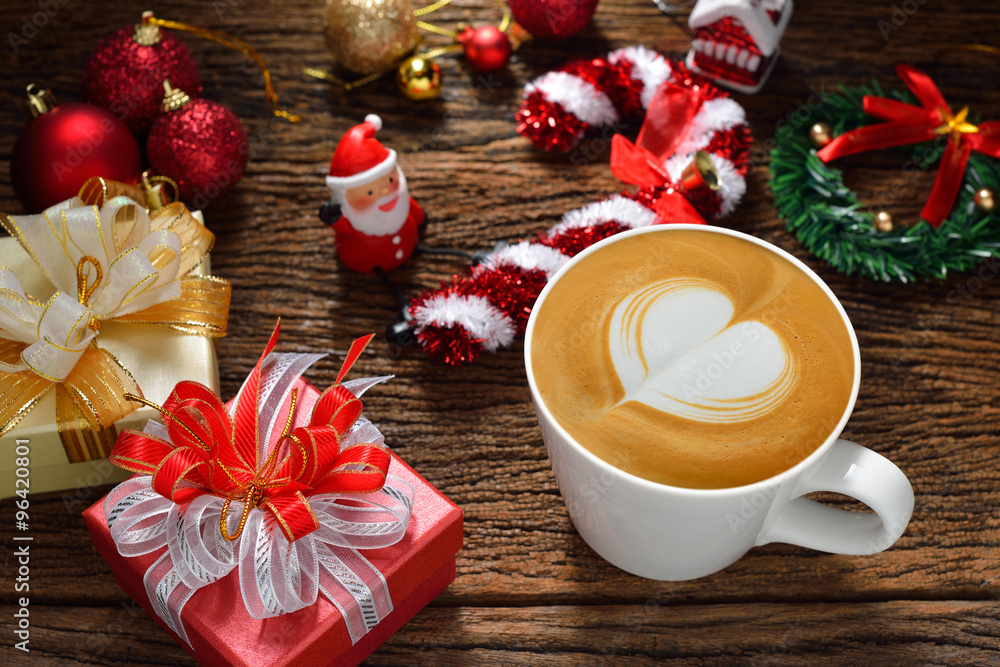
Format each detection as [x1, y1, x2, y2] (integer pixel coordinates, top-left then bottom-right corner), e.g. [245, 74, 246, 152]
[0, 196, 185, 382]
[0, 267, 96, 380]
[103, 353, 412, 646]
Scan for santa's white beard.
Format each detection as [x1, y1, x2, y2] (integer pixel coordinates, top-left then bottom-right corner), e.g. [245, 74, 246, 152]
[339, 173, 410, 236]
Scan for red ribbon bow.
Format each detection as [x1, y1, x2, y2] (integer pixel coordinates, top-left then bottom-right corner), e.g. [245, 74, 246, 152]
[817, 64, 1000, 227]
[110, 322, 389, 543]
[609, 80, 707, 226]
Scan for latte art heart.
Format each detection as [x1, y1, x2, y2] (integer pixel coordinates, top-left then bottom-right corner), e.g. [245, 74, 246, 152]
[609, 279, 799, 422]
[530, 230, 855, 488]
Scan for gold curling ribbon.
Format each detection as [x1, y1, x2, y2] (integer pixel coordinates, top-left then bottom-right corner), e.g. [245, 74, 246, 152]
[143, 13, 300, 123]
[218, 389, 298, 541]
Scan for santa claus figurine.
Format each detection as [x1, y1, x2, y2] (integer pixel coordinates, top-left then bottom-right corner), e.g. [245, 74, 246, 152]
[320, 114, 425, 273]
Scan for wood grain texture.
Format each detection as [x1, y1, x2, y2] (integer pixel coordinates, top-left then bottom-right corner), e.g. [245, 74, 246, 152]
[1, 601, 999, 666]
[1, 0, 999, 664]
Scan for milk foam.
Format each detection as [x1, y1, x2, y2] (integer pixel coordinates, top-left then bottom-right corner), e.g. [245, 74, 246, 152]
[609, 278, 799, 422]
[529, 230, 856, 489]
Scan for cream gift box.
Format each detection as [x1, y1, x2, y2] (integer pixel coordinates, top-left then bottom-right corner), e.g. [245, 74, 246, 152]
[0, 232, 221, 498]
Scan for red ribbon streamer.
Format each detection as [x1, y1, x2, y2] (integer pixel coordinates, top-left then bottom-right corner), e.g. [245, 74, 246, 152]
[817, 64, 1000, 227]
[609, 81, 707, 226]
[110, 322, 388, 543]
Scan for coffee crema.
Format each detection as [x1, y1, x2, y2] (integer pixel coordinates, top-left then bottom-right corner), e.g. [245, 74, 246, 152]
[530, 230, 855, 489]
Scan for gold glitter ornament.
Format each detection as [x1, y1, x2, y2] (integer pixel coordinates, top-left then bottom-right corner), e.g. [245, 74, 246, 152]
[323, 0, 417, 75]
[974, 187, 996, 213]
[396, 56, 442, 100]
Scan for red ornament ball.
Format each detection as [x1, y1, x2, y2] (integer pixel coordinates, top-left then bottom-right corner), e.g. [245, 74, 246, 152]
[147, 98, 248, 206]
[11, 97, 142, 213]
[506, 0, 599, 38]
[81, 23, 202, 136]
[459, 26, 512, 73]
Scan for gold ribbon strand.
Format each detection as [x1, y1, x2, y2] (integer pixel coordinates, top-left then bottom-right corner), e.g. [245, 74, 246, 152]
[218, 388, 299, 541]
[144, 14, 300, 123]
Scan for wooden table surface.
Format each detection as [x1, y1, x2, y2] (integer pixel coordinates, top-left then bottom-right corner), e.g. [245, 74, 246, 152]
[1, 0, 999, 664]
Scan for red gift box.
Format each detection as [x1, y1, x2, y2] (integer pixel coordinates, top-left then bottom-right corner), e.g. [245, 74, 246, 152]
[83, 377, 463, 667]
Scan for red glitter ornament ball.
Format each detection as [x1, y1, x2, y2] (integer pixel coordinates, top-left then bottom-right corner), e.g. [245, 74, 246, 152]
[10, 86, 142, 213]
[147, 94, 248, 206]
[458, 26, 512, 73]
[81, 20, 202, 136]
[506, 0, 599, 38]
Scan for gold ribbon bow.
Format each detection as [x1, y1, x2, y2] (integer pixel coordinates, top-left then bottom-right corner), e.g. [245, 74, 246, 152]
[0, 178, 231, 462]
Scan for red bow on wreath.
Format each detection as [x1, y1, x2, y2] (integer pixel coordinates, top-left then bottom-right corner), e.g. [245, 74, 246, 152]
[609, 81, 710, 226]
[818, 64, 1000, 227]
[110, 323, 389, 543]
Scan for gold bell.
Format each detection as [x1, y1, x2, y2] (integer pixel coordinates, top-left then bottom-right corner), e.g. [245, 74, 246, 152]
[678, 151, 721, 194]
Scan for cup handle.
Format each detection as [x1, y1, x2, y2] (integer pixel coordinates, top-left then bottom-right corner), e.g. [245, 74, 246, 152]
[756, 439, 914, 554]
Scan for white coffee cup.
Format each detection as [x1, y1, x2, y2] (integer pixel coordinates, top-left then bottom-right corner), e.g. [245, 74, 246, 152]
[524, 225, 914, 580]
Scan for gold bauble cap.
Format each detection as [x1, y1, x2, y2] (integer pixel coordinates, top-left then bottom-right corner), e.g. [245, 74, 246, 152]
[24, 83, 57, 118]
[161, 79, 191, 112]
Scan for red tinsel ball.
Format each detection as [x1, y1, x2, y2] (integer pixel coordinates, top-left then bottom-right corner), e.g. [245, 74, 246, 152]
[147, 98, 248, 206]
[81, 25, 202, 136]
[516, 89, 590, 153]
[564, 57, 643, 119]
[506, 0, 599, 38]
[459, 26, 512, 73]
[538, 220, 630, 257]
[11, 101, 142, 213]
[470, 264, 549, 333]
[417, 323, 483, 366]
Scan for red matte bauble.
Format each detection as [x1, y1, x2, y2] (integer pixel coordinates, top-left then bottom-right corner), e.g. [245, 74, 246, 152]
[459, 26, 512, 73]
[506, 0, 599, 38]
[147, 98, 248, 206]
[81, 25, 202, 136]
[10, 102, 143, 213]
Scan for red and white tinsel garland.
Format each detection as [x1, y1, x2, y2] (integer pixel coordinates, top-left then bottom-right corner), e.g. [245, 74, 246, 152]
[412, 47, 752, 366]
[516, 46, 751, 218]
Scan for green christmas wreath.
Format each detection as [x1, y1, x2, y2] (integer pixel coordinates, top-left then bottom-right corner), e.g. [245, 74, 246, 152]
[770, 78, 1000, 283]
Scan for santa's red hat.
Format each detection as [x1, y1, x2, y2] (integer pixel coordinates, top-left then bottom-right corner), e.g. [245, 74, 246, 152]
[326, 114, 397, 194]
